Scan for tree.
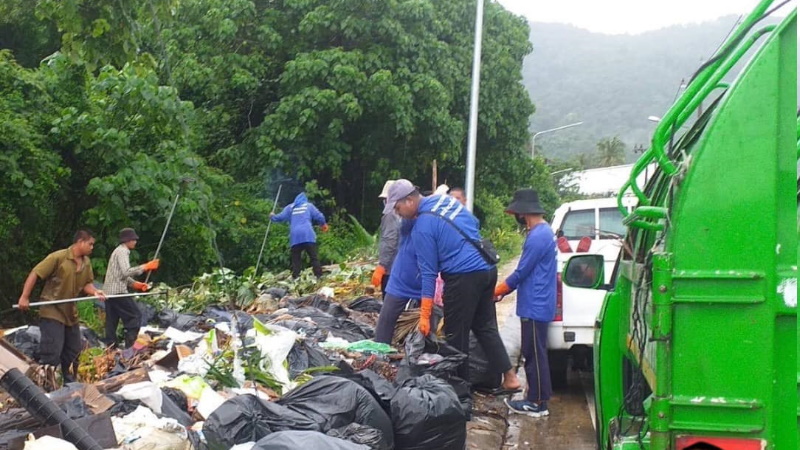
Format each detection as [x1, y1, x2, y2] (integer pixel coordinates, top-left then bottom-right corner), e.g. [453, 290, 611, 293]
[595, 136, 626, 167]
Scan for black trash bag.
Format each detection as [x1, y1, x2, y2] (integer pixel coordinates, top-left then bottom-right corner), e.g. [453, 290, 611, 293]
[264, 287, 288, 300]
[162, 387, 189, 413]
[203, 306, 255, 331]
[7, 326, 40, 360]
[157, 309, 203, 331]
[204, 394, 319, 449]
[348, 296, 383, 314]
[287, 340, 332, 378]
[80, 326, 104, 349]
[105, 394, 142, 417]
[159, 391, 193, 426]
[137, 302, 157, 326]
[157, 308, 178, 328]
[288, 295, 349, 318]
[254, 431, 369, 450]
[391, 374, 467, 450]
[48, 382, 90, 419]
[396, 331, 466, 382]
[333, 369, 396, 415]
[271, 319, 324, 340]
[187, 429, 208, 450]
[469, 331, 502, 390]
[281, 307, 372, 342]
[278, 376, 394, 450]
[327, 423, 390, 450]
[59, 395, 89, 419]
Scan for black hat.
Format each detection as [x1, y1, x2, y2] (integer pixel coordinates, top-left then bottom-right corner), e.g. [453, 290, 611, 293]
[505, 189, 545, 215]
[119, 228, 139, 243]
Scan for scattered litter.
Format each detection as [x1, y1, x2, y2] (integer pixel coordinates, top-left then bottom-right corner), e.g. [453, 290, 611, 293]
[23, 435, 77, 450]
[318, 287, 336, 298]
[1, 277, 477, 450]
[162, 328, 205, 344]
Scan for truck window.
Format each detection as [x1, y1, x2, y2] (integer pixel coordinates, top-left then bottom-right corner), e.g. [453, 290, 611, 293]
[560, 209, 596, 240]
[599, 207, 627, 238]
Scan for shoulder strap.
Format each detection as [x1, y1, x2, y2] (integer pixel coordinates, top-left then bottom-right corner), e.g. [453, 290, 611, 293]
[418, 211, 482, 250]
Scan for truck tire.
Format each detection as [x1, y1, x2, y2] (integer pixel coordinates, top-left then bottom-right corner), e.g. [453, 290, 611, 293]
[548, 350, 569, 389]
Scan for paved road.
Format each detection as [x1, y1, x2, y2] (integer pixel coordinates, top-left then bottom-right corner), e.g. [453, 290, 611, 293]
[495, 256, 598, 450]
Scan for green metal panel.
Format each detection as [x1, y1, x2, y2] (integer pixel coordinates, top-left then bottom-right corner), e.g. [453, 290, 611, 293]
[598, 2, 797, 449]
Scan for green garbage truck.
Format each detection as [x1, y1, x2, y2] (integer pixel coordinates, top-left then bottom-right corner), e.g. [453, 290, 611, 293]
[561, 1, 797, 448]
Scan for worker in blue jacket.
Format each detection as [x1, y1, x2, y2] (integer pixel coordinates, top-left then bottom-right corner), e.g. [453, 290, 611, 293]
[374, 218, 432, 344]
[385, 179, 521, 394]
[495, 188, 557, 418]
[271, 192, 328, 278]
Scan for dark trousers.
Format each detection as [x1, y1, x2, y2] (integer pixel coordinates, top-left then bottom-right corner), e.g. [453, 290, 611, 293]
[521, 319, 552, 403]
[442, 268, 512, 382]
[380, 273, 389, 300]
[291, 243, 323, 278]
[375, 294, 421, 344]
[39, 318, 82, 378]
[105, 295, 142, 348]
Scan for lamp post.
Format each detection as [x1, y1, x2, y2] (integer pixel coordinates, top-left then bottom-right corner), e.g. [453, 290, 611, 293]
[531, 121, 583, 158]
[463, 0, 485, 213]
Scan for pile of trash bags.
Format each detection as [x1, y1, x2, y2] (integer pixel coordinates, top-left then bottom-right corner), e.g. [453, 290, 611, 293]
[0, 288, 501, 449]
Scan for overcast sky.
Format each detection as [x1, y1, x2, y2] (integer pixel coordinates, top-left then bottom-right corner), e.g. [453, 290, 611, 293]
[495, 0, 792, 35]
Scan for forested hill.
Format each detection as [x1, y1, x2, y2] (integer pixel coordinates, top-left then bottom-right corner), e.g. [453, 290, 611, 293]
[523, 15, 751, 161]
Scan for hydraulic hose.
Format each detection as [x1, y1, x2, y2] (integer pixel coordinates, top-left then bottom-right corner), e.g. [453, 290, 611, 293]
[0, 368, 103, 450]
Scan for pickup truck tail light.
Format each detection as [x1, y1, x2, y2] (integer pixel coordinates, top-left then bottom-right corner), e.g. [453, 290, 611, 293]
[554, 273, 563, 321]
[557, 236, 572, 253]
[675, 436, 764, 450]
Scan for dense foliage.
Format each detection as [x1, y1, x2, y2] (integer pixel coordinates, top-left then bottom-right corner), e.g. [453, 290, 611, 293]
[0, 0, 559, 309]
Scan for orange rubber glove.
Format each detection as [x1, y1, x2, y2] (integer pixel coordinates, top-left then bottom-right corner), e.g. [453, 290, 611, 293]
[418, 297, 433, 336]
[494, 282, 511, 299]
[321, 224, 330, 233]
[142, 259, 160, 271]
[371, 265, 386, 288]
[131, 281, 150, 292]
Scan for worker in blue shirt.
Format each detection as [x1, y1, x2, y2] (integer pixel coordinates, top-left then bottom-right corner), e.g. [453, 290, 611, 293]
[385, 179, 521, 394]
[495, 188, 557, 418]
[271, 192, 328, 278]
[374, 218, 432, 344]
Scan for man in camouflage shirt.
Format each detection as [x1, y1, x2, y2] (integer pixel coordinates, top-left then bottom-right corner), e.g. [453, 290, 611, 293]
[17, 230, 107, 383]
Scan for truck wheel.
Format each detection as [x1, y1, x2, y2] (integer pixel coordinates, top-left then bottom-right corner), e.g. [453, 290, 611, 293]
[548, 350, 569, 389]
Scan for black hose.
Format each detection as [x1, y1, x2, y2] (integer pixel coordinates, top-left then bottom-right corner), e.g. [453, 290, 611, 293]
[0, 368, 103, 450]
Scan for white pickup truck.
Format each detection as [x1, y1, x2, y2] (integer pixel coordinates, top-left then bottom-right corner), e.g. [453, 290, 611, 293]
[547, 196, 637, 386]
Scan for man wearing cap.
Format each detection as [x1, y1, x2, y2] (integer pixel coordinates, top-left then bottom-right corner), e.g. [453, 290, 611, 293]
[387, 179, 521, 393]
[372, 180, 400, 296]
[103, 228, 160, 348]
[17, 230, 107, 383]
[494, 189, 557, 418]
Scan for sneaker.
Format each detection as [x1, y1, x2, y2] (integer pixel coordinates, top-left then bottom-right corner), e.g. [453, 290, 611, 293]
[504, 398, 549, 418]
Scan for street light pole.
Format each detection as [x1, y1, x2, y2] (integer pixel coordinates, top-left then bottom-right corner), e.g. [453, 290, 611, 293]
[531, 121, 584, 158]
[464, 0, 485, 213]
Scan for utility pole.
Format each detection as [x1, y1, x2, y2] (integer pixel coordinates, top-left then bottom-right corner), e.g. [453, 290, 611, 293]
[464, 0, 485, 212]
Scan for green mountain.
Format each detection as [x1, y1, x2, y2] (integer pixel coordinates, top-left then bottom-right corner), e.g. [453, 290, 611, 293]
[522, 16, 753, 162]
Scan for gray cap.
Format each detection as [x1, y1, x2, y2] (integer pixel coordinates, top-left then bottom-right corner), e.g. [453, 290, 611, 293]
[383, 179, 416, 214]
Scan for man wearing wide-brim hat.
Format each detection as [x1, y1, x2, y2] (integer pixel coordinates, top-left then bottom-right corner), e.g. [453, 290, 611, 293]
[103, 228, 160, 348]
[494, 188, 557, 418]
